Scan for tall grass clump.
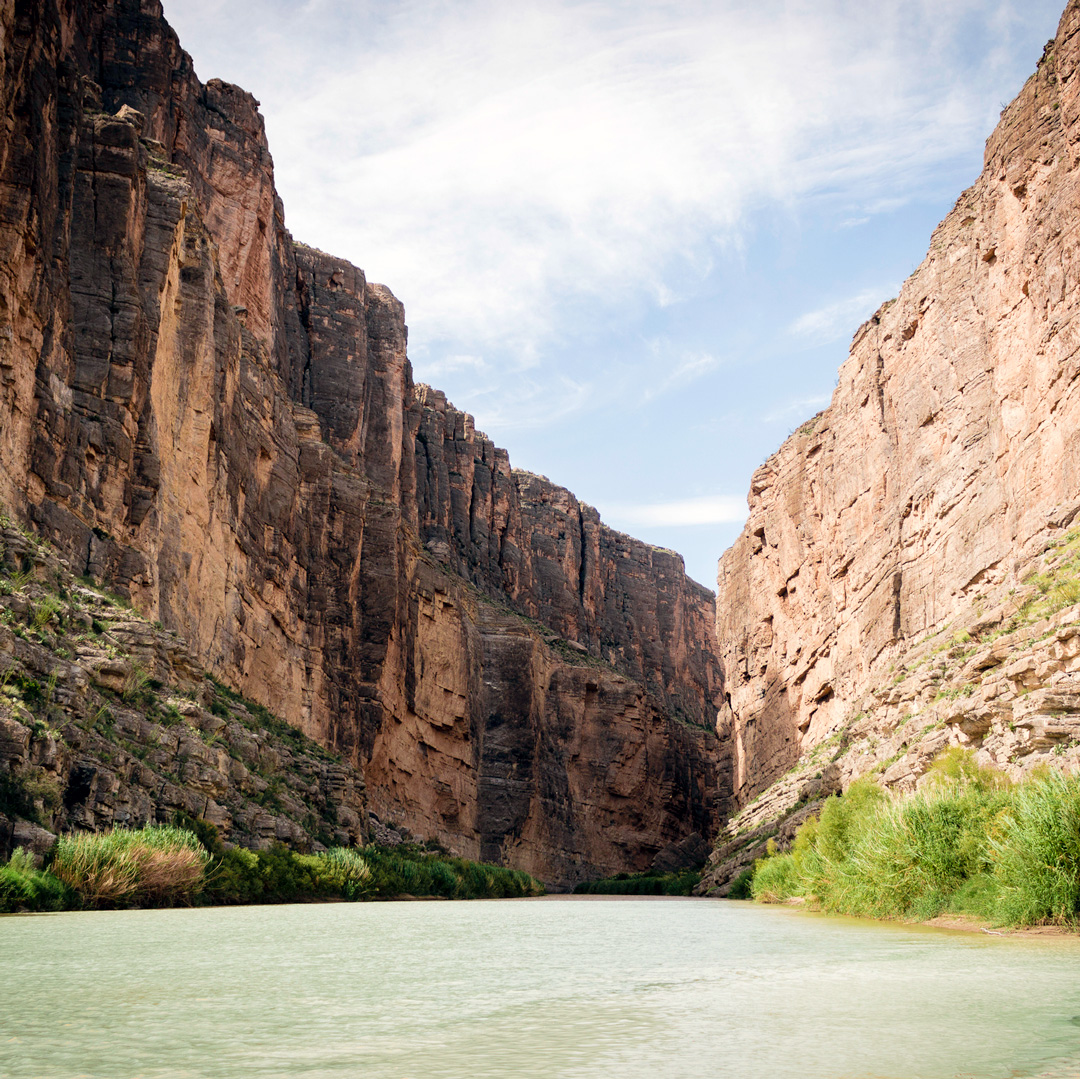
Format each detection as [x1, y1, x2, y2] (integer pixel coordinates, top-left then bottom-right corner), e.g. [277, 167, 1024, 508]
[748, 750, 1080, 927]
[319, 847, 372, 899]
[50, 825, 209, 907]
[990, 768, 1080, 926]
[746, 751, 1057, 925]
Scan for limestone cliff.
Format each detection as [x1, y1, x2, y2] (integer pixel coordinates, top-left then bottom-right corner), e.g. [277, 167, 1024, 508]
[0, 0, 727, 886]
[704, 0, 1080, 889]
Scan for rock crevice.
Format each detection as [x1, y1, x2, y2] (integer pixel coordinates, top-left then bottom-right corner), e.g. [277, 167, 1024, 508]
[0, 0, 728, 886]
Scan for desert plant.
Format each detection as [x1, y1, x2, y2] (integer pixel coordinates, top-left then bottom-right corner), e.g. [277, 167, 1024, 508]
[121, 664, 153, 704]
[30, 594, 64, 631]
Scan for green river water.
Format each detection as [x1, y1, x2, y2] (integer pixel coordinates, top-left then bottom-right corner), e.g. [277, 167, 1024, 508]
[3, 896, 1080, 1078]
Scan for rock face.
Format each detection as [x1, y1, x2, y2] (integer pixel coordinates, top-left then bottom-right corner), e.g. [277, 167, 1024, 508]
[716, 2, 1080, 810]
[0, 521, 368, 862]
[0, 0, 727, 886]
[699, 523, 1080, 896]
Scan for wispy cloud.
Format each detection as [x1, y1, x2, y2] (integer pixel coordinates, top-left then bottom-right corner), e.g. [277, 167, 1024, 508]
[763, 394, 834, 425]
[638, 348, 724, 406]
[415, 353, 487, 380]
[463, 374, 592, 434]
[790, 287, 897, 345]
[167, 0, 1049, 369]
[603, 495, 747, 528]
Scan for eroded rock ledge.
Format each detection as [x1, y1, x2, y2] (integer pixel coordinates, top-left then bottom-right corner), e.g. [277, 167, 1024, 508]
[703, 0, 1080, 892]
[0, 0, 729, 888]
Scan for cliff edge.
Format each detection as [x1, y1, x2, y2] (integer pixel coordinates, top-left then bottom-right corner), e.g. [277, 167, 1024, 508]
[0, 0, 729, 887]
[702, 0, 1080, 890]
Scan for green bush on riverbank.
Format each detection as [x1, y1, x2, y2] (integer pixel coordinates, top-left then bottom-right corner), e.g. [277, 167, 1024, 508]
[573, 868, 701, 896]
[0, 820, 544, 912]
[749, 750, 1080, 927]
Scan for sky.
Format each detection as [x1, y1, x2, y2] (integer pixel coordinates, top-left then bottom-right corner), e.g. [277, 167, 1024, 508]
[165, 0, 1065, 588]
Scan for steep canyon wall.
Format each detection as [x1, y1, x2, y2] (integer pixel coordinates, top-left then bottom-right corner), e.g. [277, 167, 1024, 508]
[0, 0, 727, 885]
[716, 1, 1080, 809]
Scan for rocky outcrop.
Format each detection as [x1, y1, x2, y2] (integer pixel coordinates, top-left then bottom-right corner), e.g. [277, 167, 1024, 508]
[716, 2, 1080, 810]
[0, 520, 368, 861]
[0, 0, 727, 886]
[699, 520, 1080, 895]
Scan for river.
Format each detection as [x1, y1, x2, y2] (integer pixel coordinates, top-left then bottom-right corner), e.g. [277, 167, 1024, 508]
[3, 896, 1080, 1078]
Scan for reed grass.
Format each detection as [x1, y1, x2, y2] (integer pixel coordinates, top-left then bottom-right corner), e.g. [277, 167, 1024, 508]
[749, 751, 1080, 927]
[50, 825, 209, 907]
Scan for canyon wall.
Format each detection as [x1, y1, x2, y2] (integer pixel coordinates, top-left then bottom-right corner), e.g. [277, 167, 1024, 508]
[0, 0, 727, 885]
[716, 1, 1080, 808]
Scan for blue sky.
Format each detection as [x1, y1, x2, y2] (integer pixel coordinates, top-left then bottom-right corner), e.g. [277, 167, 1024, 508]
[166, 0, 1064, 588]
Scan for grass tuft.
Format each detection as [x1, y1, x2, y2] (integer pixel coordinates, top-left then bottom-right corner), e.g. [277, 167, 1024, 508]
[50, 825, 209, 907]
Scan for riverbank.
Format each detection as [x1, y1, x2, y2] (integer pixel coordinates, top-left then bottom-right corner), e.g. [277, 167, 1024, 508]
[747, 749, 1080, 929]
[0, 820, 544, 913]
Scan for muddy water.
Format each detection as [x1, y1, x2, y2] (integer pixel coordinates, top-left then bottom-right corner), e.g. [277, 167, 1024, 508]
[3, 896, 1080, 1078]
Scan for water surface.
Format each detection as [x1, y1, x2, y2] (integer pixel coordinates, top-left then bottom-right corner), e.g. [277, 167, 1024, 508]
[3, 897, 1080, 1078]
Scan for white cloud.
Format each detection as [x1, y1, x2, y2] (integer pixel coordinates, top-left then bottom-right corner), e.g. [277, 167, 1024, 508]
[764, 394, 834, 425]
[165, 0, 1048, 369]
[638, 349, 724, 405]
[790, 287, 898, 344]
[603, 495, 747, 528]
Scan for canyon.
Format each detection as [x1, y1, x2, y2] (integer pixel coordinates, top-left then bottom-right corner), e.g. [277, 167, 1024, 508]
[6, 0, 1080, 897]
[0, 0, 725, 887]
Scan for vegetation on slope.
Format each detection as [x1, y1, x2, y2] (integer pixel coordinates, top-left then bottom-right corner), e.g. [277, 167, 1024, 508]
[747, 749, 1080, 927]
[573, 869, 702, 896]
[0, 820, 544, 913]
[0, 513, 366, 848]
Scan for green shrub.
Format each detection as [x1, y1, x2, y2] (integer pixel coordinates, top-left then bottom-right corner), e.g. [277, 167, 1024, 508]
[727, 865, 755, 900]
[819, 784, 1004, 920]
[746, 751, 1080, 927]
[990, 769, 1080, 925]
[751, 852, 800, 903]
[0, 848, 74, 912]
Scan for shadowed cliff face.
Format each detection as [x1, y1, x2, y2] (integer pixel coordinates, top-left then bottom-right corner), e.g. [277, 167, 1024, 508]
[0, 0, 728, 885]
[717, 0, 1080, 808]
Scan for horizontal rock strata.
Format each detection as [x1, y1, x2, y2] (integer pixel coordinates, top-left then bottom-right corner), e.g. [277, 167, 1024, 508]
[0, 0, 729, 886]
[716, 2, 1080, 810]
